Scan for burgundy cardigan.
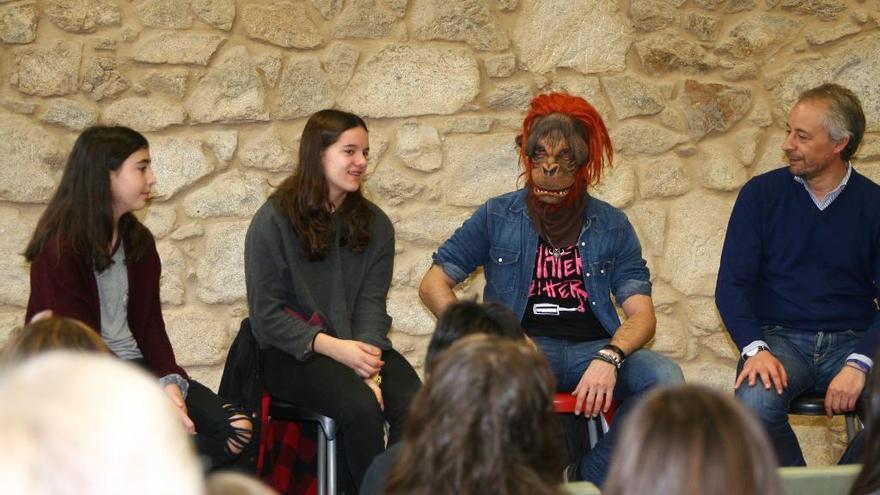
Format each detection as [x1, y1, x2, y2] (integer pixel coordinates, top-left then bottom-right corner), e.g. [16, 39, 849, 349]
[26, 234, 187, 379]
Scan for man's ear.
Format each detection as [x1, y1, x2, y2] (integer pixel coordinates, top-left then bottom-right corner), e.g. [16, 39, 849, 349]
[832, 135, 850, 157]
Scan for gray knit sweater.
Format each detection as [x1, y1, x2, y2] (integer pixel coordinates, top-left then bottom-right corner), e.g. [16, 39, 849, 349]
[244, 199, 395, 361]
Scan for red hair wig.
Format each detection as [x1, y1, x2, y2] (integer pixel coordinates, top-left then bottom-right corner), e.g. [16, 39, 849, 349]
[520, 93, 613, 189]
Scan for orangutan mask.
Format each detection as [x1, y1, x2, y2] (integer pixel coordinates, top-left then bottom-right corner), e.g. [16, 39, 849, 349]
[523, 113, 590, 205]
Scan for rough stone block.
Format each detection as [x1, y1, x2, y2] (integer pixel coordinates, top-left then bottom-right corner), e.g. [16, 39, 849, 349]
[243, 2, 322, 48]
[512, 0, 632, 74]
[698, 140, 748, 191]
[334, 0, 397, 39]
[39, 98, 98, 131]
[591, 159, 636, 208]
[637, 154, 691, 199]
[312, 0, 343, 19]
[0, 1, 37, 43]
[81, 56, 129, 101]
[186, 46, 269, 124]
[372, 165, 425, 206]
[103, 97, 185, 132]
[44, 0, 119, 33]
[0, 207, 37, 306]
[338, 44, 479, 118]
[133, 31, 225, 65]
[165, 309, 232, 366]
[142, 203, 177, 240]
[682, 79, 752, 139]
[142, 69, 188, 100]
[197, 221, 249, 304]
[157, 241, 185, 305]
[636, 31, 716, 73]
[136, 0, 193, 29]
[388, 291, 436, 336]
[441, 133, 520, 207]
[276, 57, 334, 120]
[612, 121, 689, 156]
[324, 42, 360, 88]
[661, 193, 734, 296]
[396, 123, 442, 172]
[410, 0, 508, 51]
[630, 200, 667, 257]
[11, 41, 81, 96]
[717, 14, 800, 59]
[484, 53, 516, 78]
[630, 0, 677, 32]
[149, 136, 216, 200]
[396, 209, 473, 247]
[684, 12, 721, 41]
[192, 0, 235, 30]
[182, 170, 267, 219]
[0, 113, 63, 203]
[239, 128, 295, 172]
[602, 74, 666, 119]
[486, 82, 532, 110]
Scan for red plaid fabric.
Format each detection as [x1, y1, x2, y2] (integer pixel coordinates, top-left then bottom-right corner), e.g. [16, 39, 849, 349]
[258, 392, 319, 495]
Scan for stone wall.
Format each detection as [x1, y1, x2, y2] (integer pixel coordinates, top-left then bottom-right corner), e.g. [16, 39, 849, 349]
[2, 0, 878, 464]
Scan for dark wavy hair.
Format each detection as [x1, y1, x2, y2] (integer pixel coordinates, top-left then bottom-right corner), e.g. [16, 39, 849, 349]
[385, 335, 564, 495]
[604, 385, 781, 495]
[849, 353, 880, 495]
[271, 109, 372, 261]
[424, 300, 525, 373]
[24, 126, 152, 272]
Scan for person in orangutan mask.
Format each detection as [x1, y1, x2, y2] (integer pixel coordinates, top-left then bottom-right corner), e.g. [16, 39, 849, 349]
[419, 93, 684, 487]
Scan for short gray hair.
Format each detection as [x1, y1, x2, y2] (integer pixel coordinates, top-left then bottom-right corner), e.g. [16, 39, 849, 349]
[797, 83, 865, 162]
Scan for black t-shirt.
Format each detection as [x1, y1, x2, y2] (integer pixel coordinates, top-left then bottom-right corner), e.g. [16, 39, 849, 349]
[521, 238, 609, 342]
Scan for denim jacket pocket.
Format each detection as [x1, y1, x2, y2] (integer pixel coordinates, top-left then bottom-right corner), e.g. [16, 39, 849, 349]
[488, 247, 520, 294]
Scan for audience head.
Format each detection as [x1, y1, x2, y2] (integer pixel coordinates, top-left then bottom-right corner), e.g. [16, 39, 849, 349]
[205, 471, 278, 495]
[2, 316, 108, 365]
[385, 335, 563, 495]
[424, 300, 524, 372]
[849, 353, 880, 495]
[0, 352, 202, 495]
[603, 385, 780, 495]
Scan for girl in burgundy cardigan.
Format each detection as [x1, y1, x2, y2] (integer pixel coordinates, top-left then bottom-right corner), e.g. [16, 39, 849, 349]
[24, 126, 252, 471]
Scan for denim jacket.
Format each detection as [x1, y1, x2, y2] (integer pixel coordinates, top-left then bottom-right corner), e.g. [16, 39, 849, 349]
[432, 188, 651, 335]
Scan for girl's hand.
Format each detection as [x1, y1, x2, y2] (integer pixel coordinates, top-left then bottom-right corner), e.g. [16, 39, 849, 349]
[164, 383, 196, 434]
[314, 334, 384, 377]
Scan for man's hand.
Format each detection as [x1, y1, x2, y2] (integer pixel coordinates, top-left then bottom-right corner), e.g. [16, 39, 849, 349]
[572, 359, 616, 417]
[735, 351, 788, 394]
[164, 383, 196, 434]
[364, 376, 384, 411]
[824, 366, 866, 417]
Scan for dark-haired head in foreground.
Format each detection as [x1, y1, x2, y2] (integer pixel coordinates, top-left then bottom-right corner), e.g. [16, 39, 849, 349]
[385, 335, 564, 495]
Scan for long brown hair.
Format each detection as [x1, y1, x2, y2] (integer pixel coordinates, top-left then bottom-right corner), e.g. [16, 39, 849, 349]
[271, 109, 372, 261]
[603, 385, 781, 495]
[24, 126, 152, 272]
[385, 335, 564, 495]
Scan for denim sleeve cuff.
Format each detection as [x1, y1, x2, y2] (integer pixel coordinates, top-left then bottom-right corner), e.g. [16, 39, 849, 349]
[431, 259, 469, 285]
[741, 340, 769, 359]
[159, 373, 189, 400]
[847, 353, 873, 370]
[614, 279, 651, 306]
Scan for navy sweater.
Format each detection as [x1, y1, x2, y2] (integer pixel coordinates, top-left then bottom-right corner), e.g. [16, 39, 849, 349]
[716, 167, 880, 358]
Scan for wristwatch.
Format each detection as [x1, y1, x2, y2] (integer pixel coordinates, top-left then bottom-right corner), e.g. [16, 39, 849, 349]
[744, 345, 770, 358]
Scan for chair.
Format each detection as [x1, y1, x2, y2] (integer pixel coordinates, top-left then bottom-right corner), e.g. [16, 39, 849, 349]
[258, 390, 339, 495]
[553, 393, 612, 448]
[788, 393, 863, 442]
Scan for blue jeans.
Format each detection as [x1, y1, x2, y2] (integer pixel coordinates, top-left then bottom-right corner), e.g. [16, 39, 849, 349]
[734, 326, 866, 466]
[532, 336, 685, 487]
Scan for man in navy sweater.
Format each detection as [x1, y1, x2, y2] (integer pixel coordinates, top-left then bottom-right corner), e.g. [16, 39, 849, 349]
[716, 83, 880, 466]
